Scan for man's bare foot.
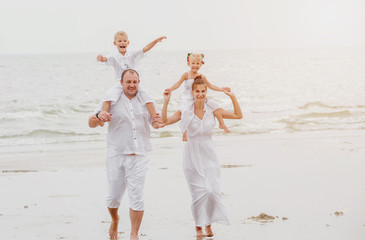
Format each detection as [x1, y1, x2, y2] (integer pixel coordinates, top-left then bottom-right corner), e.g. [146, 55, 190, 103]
[109, 216, 119, 239]
[205, 225, 214, 237]
[219, 124, 231, 133]
[130, 234, 139, 240]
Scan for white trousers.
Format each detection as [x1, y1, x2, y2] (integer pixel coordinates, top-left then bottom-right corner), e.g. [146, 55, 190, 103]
[106, 154, 148, 210]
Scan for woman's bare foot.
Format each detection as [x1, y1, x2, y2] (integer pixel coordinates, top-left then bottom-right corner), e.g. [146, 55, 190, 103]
[109, 215, 119, 239]
[219, 124, 231, 133]
[205, 225, 214, 237]
[195, 226, 206, 238]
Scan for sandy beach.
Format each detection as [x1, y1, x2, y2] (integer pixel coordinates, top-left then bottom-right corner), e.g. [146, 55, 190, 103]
[1, 130, 364, 240]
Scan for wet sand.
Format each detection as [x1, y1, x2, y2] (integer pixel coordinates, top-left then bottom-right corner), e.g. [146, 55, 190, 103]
[0, 131, 365, 239]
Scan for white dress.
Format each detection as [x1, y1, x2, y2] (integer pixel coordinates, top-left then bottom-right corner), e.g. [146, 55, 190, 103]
[181, 104, 231, 227]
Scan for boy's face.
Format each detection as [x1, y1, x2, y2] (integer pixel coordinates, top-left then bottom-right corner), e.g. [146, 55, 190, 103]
[114, 35, 129, 54]
[187, 57, 203, 73]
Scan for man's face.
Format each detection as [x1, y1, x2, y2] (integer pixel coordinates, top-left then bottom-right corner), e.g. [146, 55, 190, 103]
[121, 72, 139, 98]
[114, 35, 129, 54]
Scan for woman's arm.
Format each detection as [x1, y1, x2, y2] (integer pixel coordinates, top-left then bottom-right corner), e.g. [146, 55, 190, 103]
[161, 90, 181, 125]
[221, 90, 243, 119]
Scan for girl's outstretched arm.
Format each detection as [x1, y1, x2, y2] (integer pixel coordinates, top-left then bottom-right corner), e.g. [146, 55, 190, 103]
[221, 90, 243, 119]
[202, 75, 230, 92]
[165, 72, 188, 93]
[162, 90, 182, 125]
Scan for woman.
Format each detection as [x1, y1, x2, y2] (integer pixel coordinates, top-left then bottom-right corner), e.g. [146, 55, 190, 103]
[162, 76, 243, 237]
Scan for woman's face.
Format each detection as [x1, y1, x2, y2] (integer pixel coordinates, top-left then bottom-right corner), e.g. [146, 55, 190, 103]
[192, 84, 207, 103]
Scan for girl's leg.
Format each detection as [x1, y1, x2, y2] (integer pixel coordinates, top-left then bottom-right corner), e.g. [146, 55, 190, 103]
[213, 108, 230, 133]
[183, 130, 188, 142]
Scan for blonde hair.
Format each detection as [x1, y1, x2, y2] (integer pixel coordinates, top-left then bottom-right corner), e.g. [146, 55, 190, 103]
[187, 53, 205, 63]
[114, 31, 128, 40]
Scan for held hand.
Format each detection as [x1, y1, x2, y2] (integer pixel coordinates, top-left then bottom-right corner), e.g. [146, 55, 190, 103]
[222, 86, 231, 92]
[98, 111, 112, 122]
[152, 113, 166, 129]
[90, 115, 105, 127]
[224, 89, 235, 97]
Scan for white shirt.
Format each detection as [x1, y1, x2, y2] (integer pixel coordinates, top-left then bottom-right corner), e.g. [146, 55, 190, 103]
[106, 49, 144, 81]
[106, 92, 153, 157]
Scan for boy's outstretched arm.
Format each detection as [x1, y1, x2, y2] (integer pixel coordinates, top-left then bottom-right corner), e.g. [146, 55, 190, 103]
[97, 54, 108, 62]
[143, 36, 167, 53]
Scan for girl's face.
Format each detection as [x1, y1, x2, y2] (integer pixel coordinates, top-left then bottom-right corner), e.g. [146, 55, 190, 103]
[188, 57, 203, 73]
[192, 84, 207, 103]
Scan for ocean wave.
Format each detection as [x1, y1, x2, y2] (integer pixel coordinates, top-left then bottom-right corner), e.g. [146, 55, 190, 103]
[0, 129, 100, 139]
[298, 110, 353, 118]
[299, 102, 365, 110]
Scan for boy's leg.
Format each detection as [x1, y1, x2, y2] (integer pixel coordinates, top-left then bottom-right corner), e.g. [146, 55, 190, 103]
[213, 108, 230, 133]
[97, 101, 112, 122]
[102, 101, 111, 112]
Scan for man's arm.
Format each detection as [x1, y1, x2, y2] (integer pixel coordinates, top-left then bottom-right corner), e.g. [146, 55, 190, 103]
[143, 36, 167, 53]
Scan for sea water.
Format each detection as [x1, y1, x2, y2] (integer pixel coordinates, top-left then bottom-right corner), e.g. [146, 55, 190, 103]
[0, 48, 365, 153]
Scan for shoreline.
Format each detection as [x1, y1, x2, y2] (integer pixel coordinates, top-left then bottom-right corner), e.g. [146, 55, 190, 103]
[0, 130, 365, 239]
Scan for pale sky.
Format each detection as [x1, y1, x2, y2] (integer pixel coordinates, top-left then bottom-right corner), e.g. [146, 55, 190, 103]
[0, 0, 364, 54]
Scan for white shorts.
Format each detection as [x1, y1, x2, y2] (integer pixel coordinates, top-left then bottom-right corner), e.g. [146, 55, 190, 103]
[106, 154, 149, 210]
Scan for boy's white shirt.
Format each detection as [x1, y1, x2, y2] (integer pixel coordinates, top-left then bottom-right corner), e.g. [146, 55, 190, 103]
[106, 49, 144, 81]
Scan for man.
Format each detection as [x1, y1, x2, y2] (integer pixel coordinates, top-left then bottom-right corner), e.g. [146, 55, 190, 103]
[89, 69, 164, 240]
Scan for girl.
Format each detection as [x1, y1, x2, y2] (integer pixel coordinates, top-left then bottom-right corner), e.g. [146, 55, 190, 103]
[162, 76, 243, 237]
[164, 53, 230, 141]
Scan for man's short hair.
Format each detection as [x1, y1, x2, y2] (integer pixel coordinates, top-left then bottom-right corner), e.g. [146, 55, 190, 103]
[121, 69, 139, 81]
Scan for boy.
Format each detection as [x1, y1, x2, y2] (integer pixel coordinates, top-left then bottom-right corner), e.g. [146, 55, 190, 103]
[96, 31, 166, 119]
